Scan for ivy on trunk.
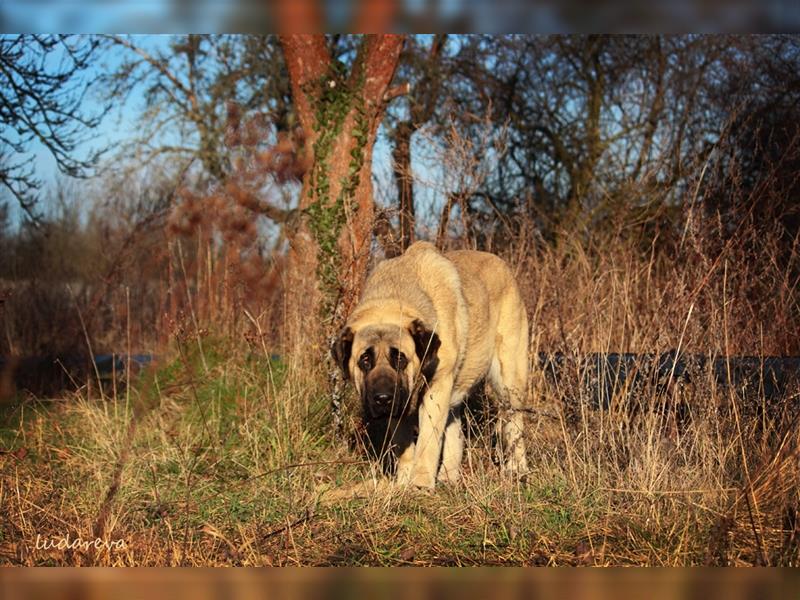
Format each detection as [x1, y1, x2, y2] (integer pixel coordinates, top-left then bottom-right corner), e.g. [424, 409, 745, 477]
[279, 34, 405, 348]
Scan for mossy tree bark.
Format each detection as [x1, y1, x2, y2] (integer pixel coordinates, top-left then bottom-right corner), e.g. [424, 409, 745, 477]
[279, 34, 405, 354]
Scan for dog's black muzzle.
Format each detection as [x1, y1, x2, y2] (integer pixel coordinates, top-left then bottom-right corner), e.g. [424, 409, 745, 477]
[363, 373, 409, 419]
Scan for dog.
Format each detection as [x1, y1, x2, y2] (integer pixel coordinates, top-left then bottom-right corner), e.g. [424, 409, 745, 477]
[332, 241, 530, 489]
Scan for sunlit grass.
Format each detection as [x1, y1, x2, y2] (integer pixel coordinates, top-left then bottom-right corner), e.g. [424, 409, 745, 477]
[1, 216, 799, 565]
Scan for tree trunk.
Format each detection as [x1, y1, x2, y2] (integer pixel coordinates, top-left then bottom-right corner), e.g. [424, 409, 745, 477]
[280, 35, 405, 354]
[390, 35, 447, 255]
[392, 120, 415, 254]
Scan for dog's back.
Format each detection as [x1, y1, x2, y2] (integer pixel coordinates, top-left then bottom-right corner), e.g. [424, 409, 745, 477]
[444, 249, 528, 395]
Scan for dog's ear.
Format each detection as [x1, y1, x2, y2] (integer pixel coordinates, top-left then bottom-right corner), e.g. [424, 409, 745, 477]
[410, 319, 440, 383]
[331, 327, 354, 380]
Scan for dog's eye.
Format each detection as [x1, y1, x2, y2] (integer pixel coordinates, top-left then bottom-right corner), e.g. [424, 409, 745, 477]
[358, 351, 373, 371]
[389, 347, 408, 370]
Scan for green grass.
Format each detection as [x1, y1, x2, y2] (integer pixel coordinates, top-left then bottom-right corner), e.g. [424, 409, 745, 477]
[0, 333, 797, 565]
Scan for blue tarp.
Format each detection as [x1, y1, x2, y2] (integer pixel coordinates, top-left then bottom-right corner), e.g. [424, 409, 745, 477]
[537, 351, 800, 411]
[91, 354, 155, 377]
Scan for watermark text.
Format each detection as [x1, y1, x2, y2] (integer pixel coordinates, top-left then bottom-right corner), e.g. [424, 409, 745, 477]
[35, 533, 127, 552]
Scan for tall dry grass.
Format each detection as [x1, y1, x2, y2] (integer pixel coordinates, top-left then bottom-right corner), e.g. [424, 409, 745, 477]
[1, 124, 799, 565]
[2, 202, 797, 564]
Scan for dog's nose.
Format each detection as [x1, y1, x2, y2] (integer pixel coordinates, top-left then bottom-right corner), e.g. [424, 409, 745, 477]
[373, 393, 392, 406]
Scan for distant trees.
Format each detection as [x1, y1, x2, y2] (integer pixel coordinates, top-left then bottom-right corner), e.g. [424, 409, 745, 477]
[102, 35, 294, 185]
[384, 34, 447, 254]
[6, 33, 799, 349]
[0, 35, 107, 221]
[102, 35, 406, 347]
[431, 35, 731, 237]
[373, 35, 798, 248]
[705, 37, 800, 227]
[99, 33, 800, 338]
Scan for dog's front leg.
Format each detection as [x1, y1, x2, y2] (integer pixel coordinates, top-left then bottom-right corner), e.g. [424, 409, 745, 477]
[395, 440, 415, 484]
[403, 377, 453, 489]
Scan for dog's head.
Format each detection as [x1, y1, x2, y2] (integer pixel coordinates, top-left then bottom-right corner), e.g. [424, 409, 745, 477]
[332, 319, 440, 419]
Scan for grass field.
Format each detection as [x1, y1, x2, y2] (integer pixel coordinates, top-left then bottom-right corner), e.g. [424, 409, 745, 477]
[1, 226, 798, 566]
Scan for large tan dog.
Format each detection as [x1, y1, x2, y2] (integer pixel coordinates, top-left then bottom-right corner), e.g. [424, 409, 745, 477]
[332, 241, 529, 489]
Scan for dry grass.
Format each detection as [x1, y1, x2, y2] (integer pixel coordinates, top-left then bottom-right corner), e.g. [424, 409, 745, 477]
[2, 35, 799, 568]
[1, 208, 798, 565]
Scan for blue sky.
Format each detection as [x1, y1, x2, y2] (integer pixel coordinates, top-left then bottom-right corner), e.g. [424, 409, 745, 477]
[2, 36, 177, 225]
[2, 34, 456, 237]
[4, 0, 799, 35]
[0, 1, 463, 34]
[2, 2, 236, 34]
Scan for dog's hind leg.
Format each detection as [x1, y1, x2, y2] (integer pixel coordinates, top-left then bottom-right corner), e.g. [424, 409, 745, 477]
[489, 306, 530, 476]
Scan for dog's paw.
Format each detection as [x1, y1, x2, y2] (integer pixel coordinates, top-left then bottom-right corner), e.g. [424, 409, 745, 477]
[395, 461, 413, 486]
[395, 458, 437, 490]
[395, 468, 435, 490]
[408, 469, 436, 490]
[436, 466, 462, 485]
[502, 453, 530, 479]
